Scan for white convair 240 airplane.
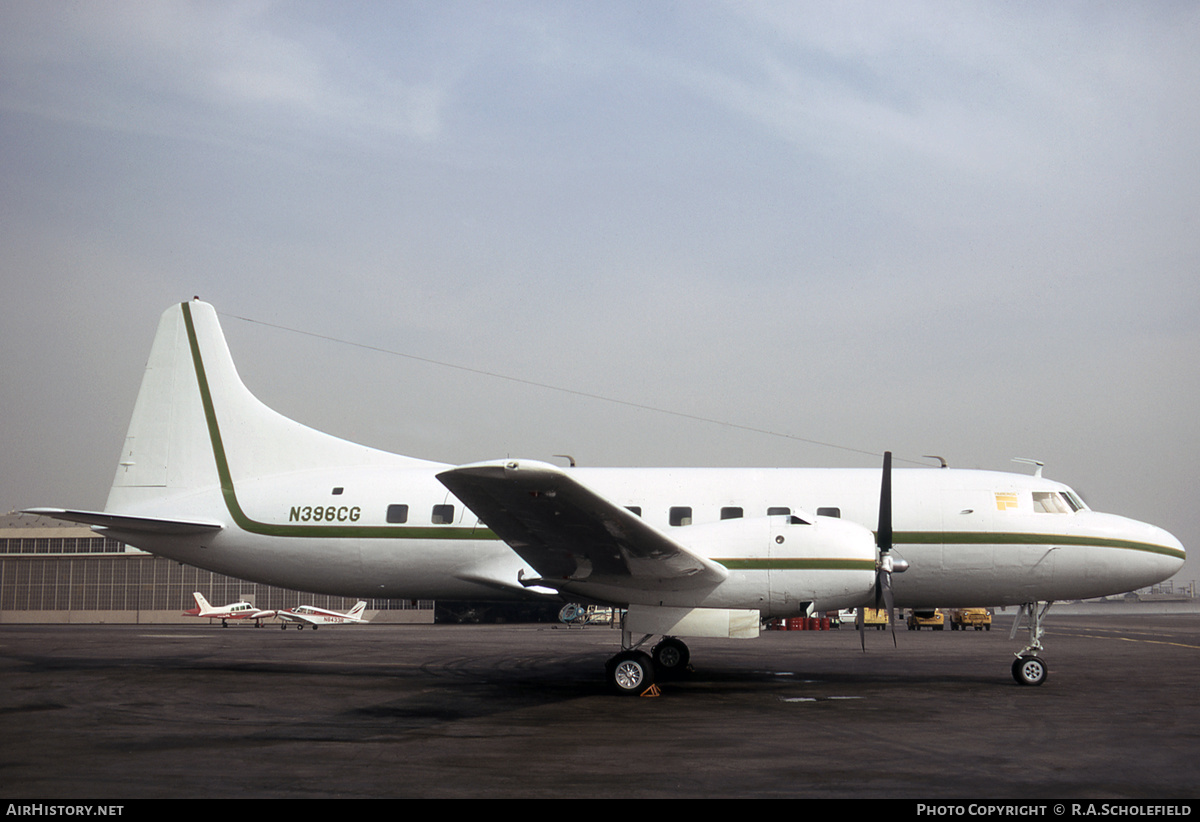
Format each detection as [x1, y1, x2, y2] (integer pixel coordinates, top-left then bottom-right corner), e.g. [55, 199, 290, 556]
[28, 301, 1185, 694]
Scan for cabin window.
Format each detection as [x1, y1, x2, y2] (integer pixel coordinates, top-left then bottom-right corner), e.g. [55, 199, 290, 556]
[669, 507, 692, 526]
[431, 504, 455, 524]
[817, 507, 841, 518]
[767, 507, 791, 516]
[721, 507, 743, 520]
[625, 506, 642, 517]
[386, 504, 409, 524]
[332, 487, 344, 495]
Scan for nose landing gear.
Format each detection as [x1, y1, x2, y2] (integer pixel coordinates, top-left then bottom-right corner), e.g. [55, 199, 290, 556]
[1010, 601, 1052, 686]
[1012, 654, 1048, 686]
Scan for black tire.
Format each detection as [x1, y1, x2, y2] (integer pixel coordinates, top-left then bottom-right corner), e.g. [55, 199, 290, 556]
[1012, 655, 1048, 686]
[606, 651, 656, 695]
[652, 638, 690, 677]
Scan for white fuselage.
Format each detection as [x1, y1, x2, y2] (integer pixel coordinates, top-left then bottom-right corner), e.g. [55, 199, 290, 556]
[61, 301, 1181, 620]
[118, 462, 1183, 617]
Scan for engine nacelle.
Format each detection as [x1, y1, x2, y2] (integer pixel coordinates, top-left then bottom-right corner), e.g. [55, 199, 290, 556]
[680, 513, 879, 617]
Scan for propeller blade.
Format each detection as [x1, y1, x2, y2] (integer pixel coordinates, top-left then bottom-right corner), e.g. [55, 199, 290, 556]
[883, 569, 898, 647]
[878, 450, 892, 553]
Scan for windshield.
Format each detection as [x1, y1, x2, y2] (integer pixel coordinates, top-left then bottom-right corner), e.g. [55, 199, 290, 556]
[1032, 491, 1084, 513]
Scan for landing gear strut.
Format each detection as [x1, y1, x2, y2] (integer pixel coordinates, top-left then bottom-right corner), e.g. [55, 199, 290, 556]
[1009, 601, 1052, 686]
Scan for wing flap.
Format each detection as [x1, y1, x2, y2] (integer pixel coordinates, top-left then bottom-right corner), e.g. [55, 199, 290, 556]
[437, 460, 727, 592]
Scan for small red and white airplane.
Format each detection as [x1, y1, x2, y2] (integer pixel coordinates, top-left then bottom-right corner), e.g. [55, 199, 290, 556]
[277, 601, 369, 630]
[183, 591, 276, 627]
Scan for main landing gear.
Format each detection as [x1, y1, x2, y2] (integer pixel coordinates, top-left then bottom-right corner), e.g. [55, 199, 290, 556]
[605, 633, 692, 695]
[1009, 601, 1051, 686]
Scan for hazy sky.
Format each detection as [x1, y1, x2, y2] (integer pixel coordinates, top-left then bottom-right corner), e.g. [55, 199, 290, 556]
[2, 2, 1197, 584]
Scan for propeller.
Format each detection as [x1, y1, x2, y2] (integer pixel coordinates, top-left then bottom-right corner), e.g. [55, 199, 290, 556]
[876, 451, 898, 646]
[860, 451, 902, 650]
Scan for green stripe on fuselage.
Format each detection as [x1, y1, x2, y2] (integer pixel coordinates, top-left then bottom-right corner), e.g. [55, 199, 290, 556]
[717, 558, 876, 571]
[892, 530, 1185, 560]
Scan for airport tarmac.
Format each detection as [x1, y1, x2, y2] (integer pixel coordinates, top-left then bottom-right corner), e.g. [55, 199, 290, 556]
[1, 614, 1197, 799]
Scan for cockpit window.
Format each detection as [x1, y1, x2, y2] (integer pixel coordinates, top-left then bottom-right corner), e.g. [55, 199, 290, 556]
[1033, 491, 1079, 514]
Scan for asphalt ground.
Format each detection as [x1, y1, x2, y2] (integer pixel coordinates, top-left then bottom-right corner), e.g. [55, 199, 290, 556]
[0, 615, 1197, 799]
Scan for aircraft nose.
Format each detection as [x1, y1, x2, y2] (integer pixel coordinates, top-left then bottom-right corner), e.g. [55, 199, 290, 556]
[1113, 515, 1186, 587]
[1154, 524, 1186, 570]
[1064, 511, 1185, 599]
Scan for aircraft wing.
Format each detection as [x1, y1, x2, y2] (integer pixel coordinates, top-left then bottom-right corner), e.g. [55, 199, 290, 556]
[22, 508, 224, 535]
[437, 460, 728, 592]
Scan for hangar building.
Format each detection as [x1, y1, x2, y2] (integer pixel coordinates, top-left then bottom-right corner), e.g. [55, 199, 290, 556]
[0, 513, 433, 624]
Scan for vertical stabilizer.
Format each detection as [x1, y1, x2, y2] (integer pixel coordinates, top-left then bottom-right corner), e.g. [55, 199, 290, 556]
[105, 300, 437, 517]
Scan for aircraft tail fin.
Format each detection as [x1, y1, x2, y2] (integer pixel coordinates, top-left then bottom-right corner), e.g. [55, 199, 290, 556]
[187, 592, 212, 616]
[348, 601, 368, 619]
[104, 300, 437, 518]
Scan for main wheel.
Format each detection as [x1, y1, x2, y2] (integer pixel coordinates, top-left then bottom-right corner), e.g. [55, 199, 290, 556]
[1012, 655, 1048, 686]
[606, 651, 656, 696]
[652, 638, 690, 677]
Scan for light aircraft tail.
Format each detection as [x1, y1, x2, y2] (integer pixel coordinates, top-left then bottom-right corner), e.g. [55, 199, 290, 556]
[186, 591, 212, 616]
[101, 300, 437, 522]
[347, 601, 367, 618]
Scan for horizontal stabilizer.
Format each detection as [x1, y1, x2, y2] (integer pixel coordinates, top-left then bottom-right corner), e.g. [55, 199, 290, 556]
[22, 508, 224, 535]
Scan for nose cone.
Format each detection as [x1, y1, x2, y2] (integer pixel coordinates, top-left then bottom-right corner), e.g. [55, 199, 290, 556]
[1148, 523, 1187, 576]
[1088, 513, 1185, 593]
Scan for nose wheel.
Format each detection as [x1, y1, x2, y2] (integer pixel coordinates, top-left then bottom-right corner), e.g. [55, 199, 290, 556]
[1012, 654, 1048, 686]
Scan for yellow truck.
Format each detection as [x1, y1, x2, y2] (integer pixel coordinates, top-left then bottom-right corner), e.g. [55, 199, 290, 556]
[906, 609, 945, 630]
[949, 608, 992, 631]
[859, 608, 890, 630]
